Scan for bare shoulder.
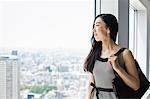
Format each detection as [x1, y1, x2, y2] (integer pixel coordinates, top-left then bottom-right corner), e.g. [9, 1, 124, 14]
[122, 49, 134, 58]
[122, 48, 135, 64]
[123, 48, 131, 54]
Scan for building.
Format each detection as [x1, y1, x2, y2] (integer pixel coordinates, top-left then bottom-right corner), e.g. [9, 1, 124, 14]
[0, 55, 19, 99]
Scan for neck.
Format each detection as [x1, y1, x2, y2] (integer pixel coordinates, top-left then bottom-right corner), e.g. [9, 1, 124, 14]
[101, 39, 116, 53]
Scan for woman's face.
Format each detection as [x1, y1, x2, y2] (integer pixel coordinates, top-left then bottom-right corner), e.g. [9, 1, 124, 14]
[93, 17, 109, 41]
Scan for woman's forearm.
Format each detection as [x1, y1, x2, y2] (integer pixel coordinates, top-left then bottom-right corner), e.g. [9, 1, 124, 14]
[115, 65, 140, 91]
[87, 85, 93, 99]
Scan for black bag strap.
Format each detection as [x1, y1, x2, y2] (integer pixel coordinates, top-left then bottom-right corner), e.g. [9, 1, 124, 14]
[113, 48, 126, 76]
[114, 48, 126, 56]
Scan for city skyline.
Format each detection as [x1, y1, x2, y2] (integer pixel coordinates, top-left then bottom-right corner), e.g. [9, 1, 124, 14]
[0, 47, 89, 99]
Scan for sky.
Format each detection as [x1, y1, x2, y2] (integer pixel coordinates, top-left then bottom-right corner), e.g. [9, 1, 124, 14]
[0, 0, 94, 50]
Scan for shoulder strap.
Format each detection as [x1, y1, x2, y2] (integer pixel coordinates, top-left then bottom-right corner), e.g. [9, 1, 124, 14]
[113, 48, 126, 75]
[114, 48, 126, 56]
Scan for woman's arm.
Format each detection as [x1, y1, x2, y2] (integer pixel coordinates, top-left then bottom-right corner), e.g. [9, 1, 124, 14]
[109, 49, 140, 91]
[87, 72, 95, 99]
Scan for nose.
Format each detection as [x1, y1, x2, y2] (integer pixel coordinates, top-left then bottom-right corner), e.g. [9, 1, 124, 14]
[92, 27, 96, 33]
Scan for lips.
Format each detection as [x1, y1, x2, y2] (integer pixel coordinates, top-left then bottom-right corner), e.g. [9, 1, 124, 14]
[94, 33, 97, 36]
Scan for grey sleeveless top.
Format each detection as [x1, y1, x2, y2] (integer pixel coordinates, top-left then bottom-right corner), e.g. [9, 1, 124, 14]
[92, 52, 124, 99]
[93, 60, 115, 88]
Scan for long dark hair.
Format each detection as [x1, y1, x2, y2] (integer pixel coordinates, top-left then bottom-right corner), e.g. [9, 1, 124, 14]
[84, 14, 118, 73]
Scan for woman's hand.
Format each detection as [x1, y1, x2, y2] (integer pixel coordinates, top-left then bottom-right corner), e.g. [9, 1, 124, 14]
[108, 55, 120, 71]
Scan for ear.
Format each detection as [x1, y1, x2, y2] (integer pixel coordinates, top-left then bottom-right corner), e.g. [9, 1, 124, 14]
[107, 28, 110, 34]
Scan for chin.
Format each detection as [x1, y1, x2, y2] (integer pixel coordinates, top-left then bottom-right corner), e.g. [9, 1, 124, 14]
[95, 38, 101, 42]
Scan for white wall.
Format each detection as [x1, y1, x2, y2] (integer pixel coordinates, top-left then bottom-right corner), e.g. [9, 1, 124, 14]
[137, 11, 147, 74]
[139, 0, 150, 79]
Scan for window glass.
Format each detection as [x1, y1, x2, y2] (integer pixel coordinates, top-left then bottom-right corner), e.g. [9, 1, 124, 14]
[129, 6, 137, 55]
[0, 0, 94, 98]
[100, 0, 118, 43]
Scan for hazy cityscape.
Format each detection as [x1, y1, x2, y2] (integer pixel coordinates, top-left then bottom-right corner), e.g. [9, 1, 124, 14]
[0, 48, 89, 99]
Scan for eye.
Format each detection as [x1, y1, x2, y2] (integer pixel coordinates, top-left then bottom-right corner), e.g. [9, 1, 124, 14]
[95, 24, 100, 26]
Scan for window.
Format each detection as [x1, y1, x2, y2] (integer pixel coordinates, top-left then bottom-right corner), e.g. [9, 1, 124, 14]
[0, 0, 94, 98]
[129, 0, 147, 76]
[100, 0, 118, 17]
[100, 0, 119, 43]
[129, 5, 137, 56]
[0, 0, 93, 50]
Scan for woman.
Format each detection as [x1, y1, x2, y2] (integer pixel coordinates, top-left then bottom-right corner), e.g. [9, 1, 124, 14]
[84, 14, 140, 99]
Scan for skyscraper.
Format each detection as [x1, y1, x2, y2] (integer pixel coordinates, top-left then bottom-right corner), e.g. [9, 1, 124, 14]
[0, 55, 19, 99]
